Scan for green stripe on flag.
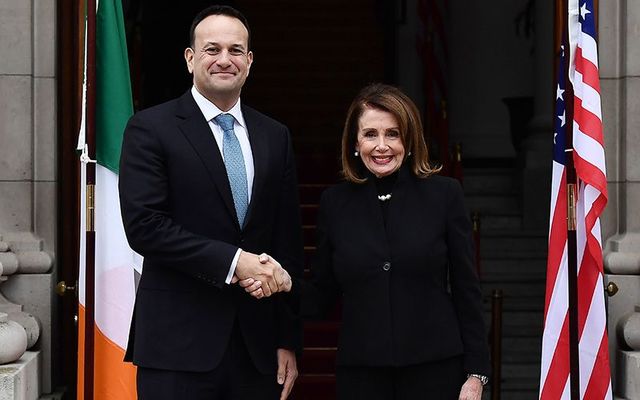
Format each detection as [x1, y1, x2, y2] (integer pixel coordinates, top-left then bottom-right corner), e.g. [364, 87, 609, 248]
[96, 0, 133, 173]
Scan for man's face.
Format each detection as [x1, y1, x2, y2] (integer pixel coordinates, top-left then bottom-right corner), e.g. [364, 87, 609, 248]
[185, 15, 253, 105]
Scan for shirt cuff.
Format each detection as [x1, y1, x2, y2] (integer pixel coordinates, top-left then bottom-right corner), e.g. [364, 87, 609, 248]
[225, 248, 242, 284]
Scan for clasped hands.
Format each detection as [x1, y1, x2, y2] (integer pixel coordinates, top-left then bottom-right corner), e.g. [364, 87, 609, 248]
[232, 251, 291, 298]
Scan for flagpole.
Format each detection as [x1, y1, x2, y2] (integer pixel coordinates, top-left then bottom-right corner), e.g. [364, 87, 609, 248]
[84, 0, 97, 398]
[561, 0, 580, 397]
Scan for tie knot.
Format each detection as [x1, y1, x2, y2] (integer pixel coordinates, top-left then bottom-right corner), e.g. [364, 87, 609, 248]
[214, 113, 235, 132]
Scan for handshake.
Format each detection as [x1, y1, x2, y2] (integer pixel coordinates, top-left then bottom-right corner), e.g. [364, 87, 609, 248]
[232, 251, 292, 299]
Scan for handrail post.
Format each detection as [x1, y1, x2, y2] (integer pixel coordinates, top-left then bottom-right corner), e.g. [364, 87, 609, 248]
[472, 211, 481, 278]
[491, 289, 503, 400]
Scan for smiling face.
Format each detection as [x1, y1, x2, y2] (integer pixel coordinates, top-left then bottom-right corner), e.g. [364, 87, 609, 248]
[355, 107, 406, 178]
[184, 14, 253, 110]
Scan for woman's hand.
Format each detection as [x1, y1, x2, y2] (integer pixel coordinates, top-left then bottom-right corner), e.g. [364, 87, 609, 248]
[458, 376, 483, 400]
[235, 253, 292, 299]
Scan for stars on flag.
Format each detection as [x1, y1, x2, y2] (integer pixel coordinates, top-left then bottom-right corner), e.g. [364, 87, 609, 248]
[580, 2, 591, 20]
[556, 84, 565, 100]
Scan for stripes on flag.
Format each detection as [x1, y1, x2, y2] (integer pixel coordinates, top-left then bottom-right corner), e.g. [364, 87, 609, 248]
[77, 0, 138, 398]
[540, 0, 612, 399]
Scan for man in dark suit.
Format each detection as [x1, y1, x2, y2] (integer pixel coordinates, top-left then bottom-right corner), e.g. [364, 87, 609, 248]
[118, 5, 303, 399]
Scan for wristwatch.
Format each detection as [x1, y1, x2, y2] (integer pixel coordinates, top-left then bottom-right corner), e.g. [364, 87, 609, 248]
[467, 373, 489, 386]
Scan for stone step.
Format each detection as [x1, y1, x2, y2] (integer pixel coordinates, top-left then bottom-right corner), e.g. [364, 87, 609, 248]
[500, 337, 543, 363]
[466, 194, 520, 215]
[499, 362, 540, 388]
[481, 280, 545, 298]
[494, 390, 539, 400]
[480, 214, 523, 231]
[299, 183, 330, 205]
[484, 310, 543, 337]
[480, 258, 547, 282]
[300, 347, 337, 374]
[480, 247, 547, 260]
[303, 321, 340, 347]
[291, 374, 336, 400]
[463, 168, 518, 195]
[303, 225, 316, 246]
[479, 235, 547, 258]
[481, 294, 544, 314]
[301, 205, 319, 226]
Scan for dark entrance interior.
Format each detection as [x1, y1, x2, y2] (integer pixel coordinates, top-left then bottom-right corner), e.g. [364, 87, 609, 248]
[125, 0, 395, 183]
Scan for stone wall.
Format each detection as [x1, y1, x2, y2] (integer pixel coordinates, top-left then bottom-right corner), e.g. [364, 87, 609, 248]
[0, 0, 57, 251]
[600, 0, 640, 398]
[0, 0, 58, 395]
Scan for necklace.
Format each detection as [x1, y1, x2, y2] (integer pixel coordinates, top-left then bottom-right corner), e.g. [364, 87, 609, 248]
[377, 193, 392, 201]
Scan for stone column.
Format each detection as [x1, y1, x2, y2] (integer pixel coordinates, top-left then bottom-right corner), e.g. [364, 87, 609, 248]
[599, 0, 640, 397]
[0, 0, 58, 394]
[520, 0, 554, 229]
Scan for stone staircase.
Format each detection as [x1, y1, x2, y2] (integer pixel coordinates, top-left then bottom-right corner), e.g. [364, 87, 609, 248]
[464, 166, 547, 400]
[291, 162, 547, 400]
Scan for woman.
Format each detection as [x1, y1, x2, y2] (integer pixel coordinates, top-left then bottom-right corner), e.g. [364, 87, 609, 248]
[242, 83, 490, 399]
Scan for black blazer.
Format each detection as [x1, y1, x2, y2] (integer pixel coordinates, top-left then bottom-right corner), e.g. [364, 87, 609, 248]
[306, 166, 490, 376]
[119, 91, 303, 374]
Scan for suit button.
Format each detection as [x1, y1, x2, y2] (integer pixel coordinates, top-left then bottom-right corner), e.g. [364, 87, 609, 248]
[382, 262, 391, 271]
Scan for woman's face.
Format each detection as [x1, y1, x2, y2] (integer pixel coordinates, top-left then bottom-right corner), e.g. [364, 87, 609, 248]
[355, 108, 405, 178]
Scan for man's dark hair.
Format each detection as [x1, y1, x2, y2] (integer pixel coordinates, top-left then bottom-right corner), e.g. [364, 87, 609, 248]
[189, 5, 251, 49]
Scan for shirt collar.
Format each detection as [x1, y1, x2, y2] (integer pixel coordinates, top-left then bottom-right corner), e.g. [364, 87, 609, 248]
[191, 86, 246, 128]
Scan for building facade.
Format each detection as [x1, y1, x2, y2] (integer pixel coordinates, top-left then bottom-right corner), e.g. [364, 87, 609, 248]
[0, 0, 637, 398]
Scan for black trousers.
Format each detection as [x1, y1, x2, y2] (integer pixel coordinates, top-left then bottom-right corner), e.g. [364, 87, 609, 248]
[336, 356, 466, 400]
[136, 325, 280, 400]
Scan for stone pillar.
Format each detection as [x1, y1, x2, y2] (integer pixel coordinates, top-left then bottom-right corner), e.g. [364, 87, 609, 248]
[599, 0, 640, 397]
[520, 0, 554, 229]
[0, 0, 58, 395]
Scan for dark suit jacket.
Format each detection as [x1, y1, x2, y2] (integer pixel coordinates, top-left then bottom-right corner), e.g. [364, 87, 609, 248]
[307, 166, 490, 376]
[118, 91, 303, 374]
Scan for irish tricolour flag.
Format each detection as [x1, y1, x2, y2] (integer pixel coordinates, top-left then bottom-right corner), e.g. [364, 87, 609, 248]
[77, 0, 139, 398]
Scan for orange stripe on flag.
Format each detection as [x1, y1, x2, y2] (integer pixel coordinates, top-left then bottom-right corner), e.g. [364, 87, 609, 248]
[77, 305, 137, 400]
[77, 305, 86, 400]
[94, 324, 137, 399]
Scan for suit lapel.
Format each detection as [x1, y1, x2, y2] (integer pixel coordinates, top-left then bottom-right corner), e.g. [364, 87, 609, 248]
[242, 105, 269, 227]
[175, 92, 238, 226]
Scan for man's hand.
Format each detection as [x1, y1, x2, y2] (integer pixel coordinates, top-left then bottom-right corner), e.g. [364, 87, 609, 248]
[277, 348, 298, 400]
[458, 376, 483, 400]
[234, 252, 291, 297]
[236, 254, 292, 299]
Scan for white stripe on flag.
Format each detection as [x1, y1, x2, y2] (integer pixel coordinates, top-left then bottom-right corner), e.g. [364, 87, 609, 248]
[578, 29, 599, 68]
[95, 164, 138, 349]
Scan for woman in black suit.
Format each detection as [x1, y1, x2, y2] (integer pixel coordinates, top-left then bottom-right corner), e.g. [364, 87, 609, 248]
[242, 84, 490, 399]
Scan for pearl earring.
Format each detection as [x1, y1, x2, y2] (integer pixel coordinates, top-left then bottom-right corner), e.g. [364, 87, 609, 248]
[354, 151, 359, 157]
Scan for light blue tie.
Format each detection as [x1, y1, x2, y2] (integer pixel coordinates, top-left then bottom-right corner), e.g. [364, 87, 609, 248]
[214, 113, 248, 227]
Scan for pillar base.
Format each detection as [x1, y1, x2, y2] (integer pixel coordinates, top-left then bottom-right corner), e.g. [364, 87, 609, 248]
[616, 350, 640, 400]
[0, 351, 41, 400]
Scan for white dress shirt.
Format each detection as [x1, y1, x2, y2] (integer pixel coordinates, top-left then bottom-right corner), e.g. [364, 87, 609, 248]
[191, 86, 254, 284]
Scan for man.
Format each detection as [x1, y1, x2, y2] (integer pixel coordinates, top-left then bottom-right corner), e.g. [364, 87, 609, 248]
[118, 5, 303, 399]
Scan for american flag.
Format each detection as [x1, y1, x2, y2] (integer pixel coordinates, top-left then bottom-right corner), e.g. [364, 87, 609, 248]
[539, 0, 612, 398]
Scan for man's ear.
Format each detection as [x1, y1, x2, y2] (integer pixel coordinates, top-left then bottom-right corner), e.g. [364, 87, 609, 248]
[184, 47, 194, 73]
[246, 50, 254, 73]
